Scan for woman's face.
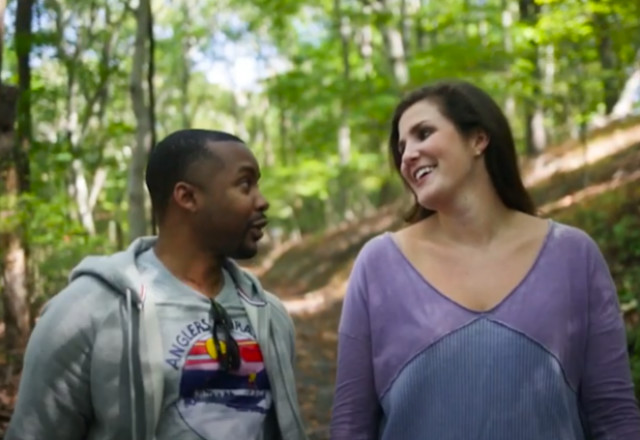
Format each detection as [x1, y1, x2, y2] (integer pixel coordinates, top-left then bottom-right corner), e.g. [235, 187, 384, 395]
[397, 99, 487, 212]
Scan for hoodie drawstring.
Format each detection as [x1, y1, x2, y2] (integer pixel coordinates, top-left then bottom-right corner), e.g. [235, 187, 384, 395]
[126, 288, 138, 440]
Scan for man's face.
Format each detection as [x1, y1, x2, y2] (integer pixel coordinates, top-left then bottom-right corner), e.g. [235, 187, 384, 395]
[182, 141, 270, 260]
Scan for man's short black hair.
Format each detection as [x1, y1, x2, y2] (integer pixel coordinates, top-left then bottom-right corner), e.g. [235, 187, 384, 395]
[145, 129, 244, 221]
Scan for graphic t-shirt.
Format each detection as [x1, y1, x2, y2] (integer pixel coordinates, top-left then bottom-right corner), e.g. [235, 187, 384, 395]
[137, 249, 273, 440]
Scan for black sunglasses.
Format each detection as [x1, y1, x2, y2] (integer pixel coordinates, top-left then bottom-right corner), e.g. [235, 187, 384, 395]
[210, 299, 241, 372]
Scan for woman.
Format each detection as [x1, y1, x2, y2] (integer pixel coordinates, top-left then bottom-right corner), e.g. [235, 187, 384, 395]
[329, 80, 640, 439]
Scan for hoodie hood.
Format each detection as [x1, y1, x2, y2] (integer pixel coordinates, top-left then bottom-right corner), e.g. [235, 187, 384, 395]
[69, 236, 156, 306]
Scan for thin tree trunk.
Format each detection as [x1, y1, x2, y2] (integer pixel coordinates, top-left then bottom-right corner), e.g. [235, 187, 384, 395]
[502, 0, 516, 121]
[382, 21, 409, 89]
[358, 4, 374, 77]
[335, 0, 353, 223]
[128, 0, 152, 240]
[400, 0, 410, 57]
[542, 44, 556, 142]
[276, 88, 289, 166]
[179, 4, 191, 129]
[255, 45, 274, 167]
[51, 0, 118, 236]
[0, 0, 5, 74]
[335, 0, 351, 165]
[0, 86, 27, 372]
[14, 0, 31, 192]
[611, 67, 640, 119]
[61, 48, 97, 234]
[418, 0, 437, 47]
[519, 0, 546, 155]
[147, 0, 157, 234]
[370, 0, 409, 90]
[592, 11, 620, 114]
[1, 0, 33, 374]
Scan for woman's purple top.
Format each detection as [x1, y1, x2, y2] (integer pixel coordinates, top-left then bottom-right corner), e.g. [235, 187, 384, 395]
[330, 221, 640, 439]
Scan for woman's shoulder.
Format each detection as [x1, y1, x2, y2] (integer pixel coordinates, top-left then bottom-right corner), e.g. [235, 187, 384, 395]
[547, 219, 600, 250]
[542, 220, 607, 271]
[356, 231, 397, 264]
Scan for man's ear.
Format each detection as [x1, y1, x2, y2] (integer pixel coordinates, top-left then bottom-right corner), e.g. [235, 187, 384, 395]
[173, 182, 200, 213]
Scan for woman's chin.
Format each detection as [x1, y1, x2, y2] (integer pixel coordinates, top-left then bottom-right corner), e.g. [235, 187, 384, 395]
[415, 191, 443, 212]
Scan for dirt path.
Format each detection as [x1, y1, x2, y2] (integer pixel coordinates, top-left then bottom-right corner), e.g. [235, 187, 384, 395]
[293, 302, 342, 439]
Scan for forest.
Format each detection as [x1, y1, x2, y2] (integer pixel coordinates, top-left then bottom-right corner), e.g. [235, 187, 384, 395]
[1, 0, 640, 437]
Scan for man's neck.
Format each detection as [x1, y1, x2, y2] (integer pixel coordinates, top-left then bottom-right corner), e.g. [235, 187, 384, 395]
[154, 233, 225, 298]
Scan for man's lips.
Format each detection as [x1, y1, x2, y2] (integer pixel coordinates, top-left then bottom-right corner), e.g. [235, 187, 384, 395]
[250, 217, 268, 229]
[248, 218, 267, 242]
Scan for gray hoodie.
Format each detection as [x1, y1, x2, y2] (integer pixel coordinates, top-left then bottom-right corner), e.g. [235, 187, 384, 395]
[5, 237, 307, 440]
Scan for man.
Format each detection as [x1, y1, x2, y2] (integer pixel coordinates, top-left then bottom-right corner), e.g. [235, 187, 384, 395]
[6, 129, 307, 440]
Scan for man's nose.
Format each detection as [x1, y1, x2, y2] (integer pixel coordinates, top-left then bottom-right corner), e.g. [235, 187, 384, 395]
[256, 191, 269, 212]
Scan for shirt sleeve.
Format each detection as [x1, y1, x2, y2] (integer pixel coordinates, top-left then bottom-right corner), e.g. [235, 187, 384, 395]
[330, 252, 381, 440]
[579, 239, 640, 439]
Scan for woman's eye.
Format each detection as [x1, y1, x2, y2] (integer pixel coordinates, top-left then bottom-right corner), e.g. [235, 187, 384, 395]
[418, 127, 432, 140]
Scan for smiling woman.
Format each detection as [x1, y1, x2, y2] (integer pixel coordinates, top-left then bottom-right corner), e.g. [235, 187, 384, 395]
[329, 80, 640, 440]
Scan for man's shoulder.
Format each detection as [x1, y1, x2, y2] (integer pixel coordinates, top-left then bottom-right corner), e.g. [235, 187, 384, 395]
[41, 274, 122, 324]
[263, 290, 293, 327]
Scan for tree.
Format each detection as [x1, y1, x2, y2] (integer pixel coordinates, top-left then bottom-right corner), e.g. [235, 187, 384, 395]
[128, 0, 155, 240]
[1, 0, 34, 374]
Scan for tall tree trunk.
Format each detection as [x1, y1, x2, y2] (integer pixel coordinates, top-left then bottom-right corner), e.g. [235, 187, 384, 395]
[542, 43, 556, 142]
[335, 0, 351, 165]
[1, 0, 33, 373]
[179, 4, 191, 129]
[254, 45, 274, 167]
[502, 0, 516, 121]
[147, 0, 157, 234]
[14, 0, 31, 193]
[128, 0, 153, 240]
[416, 0, 437, 48]
[334, 0, 354, 223]
[61, 44, 98, 234]
[49, 1, 119, 236]
[611, 65, 640, 119]
[519, 0, 546, 155]
[592, 11, 621, 114]
[276, 87, 290, 166]
[358, 4, 374, 77]
[371, 0, 409, 90]
[382, 20, 409, 89]
[399, 0, 410, 58]
[255, 97, 274, 167]
[0, 0, 5, 74]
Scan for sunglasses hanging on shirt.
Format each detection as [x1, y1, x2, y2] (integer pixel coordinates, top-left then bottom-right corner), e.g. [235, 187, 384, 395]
[209, 299, 241, 372]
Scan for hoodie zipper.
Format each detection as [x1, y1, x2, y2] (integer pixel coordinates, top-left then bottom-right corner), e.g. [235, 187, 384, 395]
[241, 286, 305, 439]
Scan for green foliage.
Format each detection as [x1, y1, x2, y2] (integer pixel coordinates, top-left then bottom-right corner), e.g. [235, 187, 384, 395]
[2, 0, 640, 320]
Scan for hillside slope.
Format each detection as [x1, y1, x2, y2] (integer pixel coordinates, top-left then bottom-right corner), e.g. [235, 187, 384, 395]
[258, 123, 640, 316]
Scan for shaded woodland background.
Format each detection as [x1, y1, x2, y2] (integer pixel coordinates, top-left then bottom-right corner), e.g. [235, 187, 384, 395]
[1, 0, 640, 438]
